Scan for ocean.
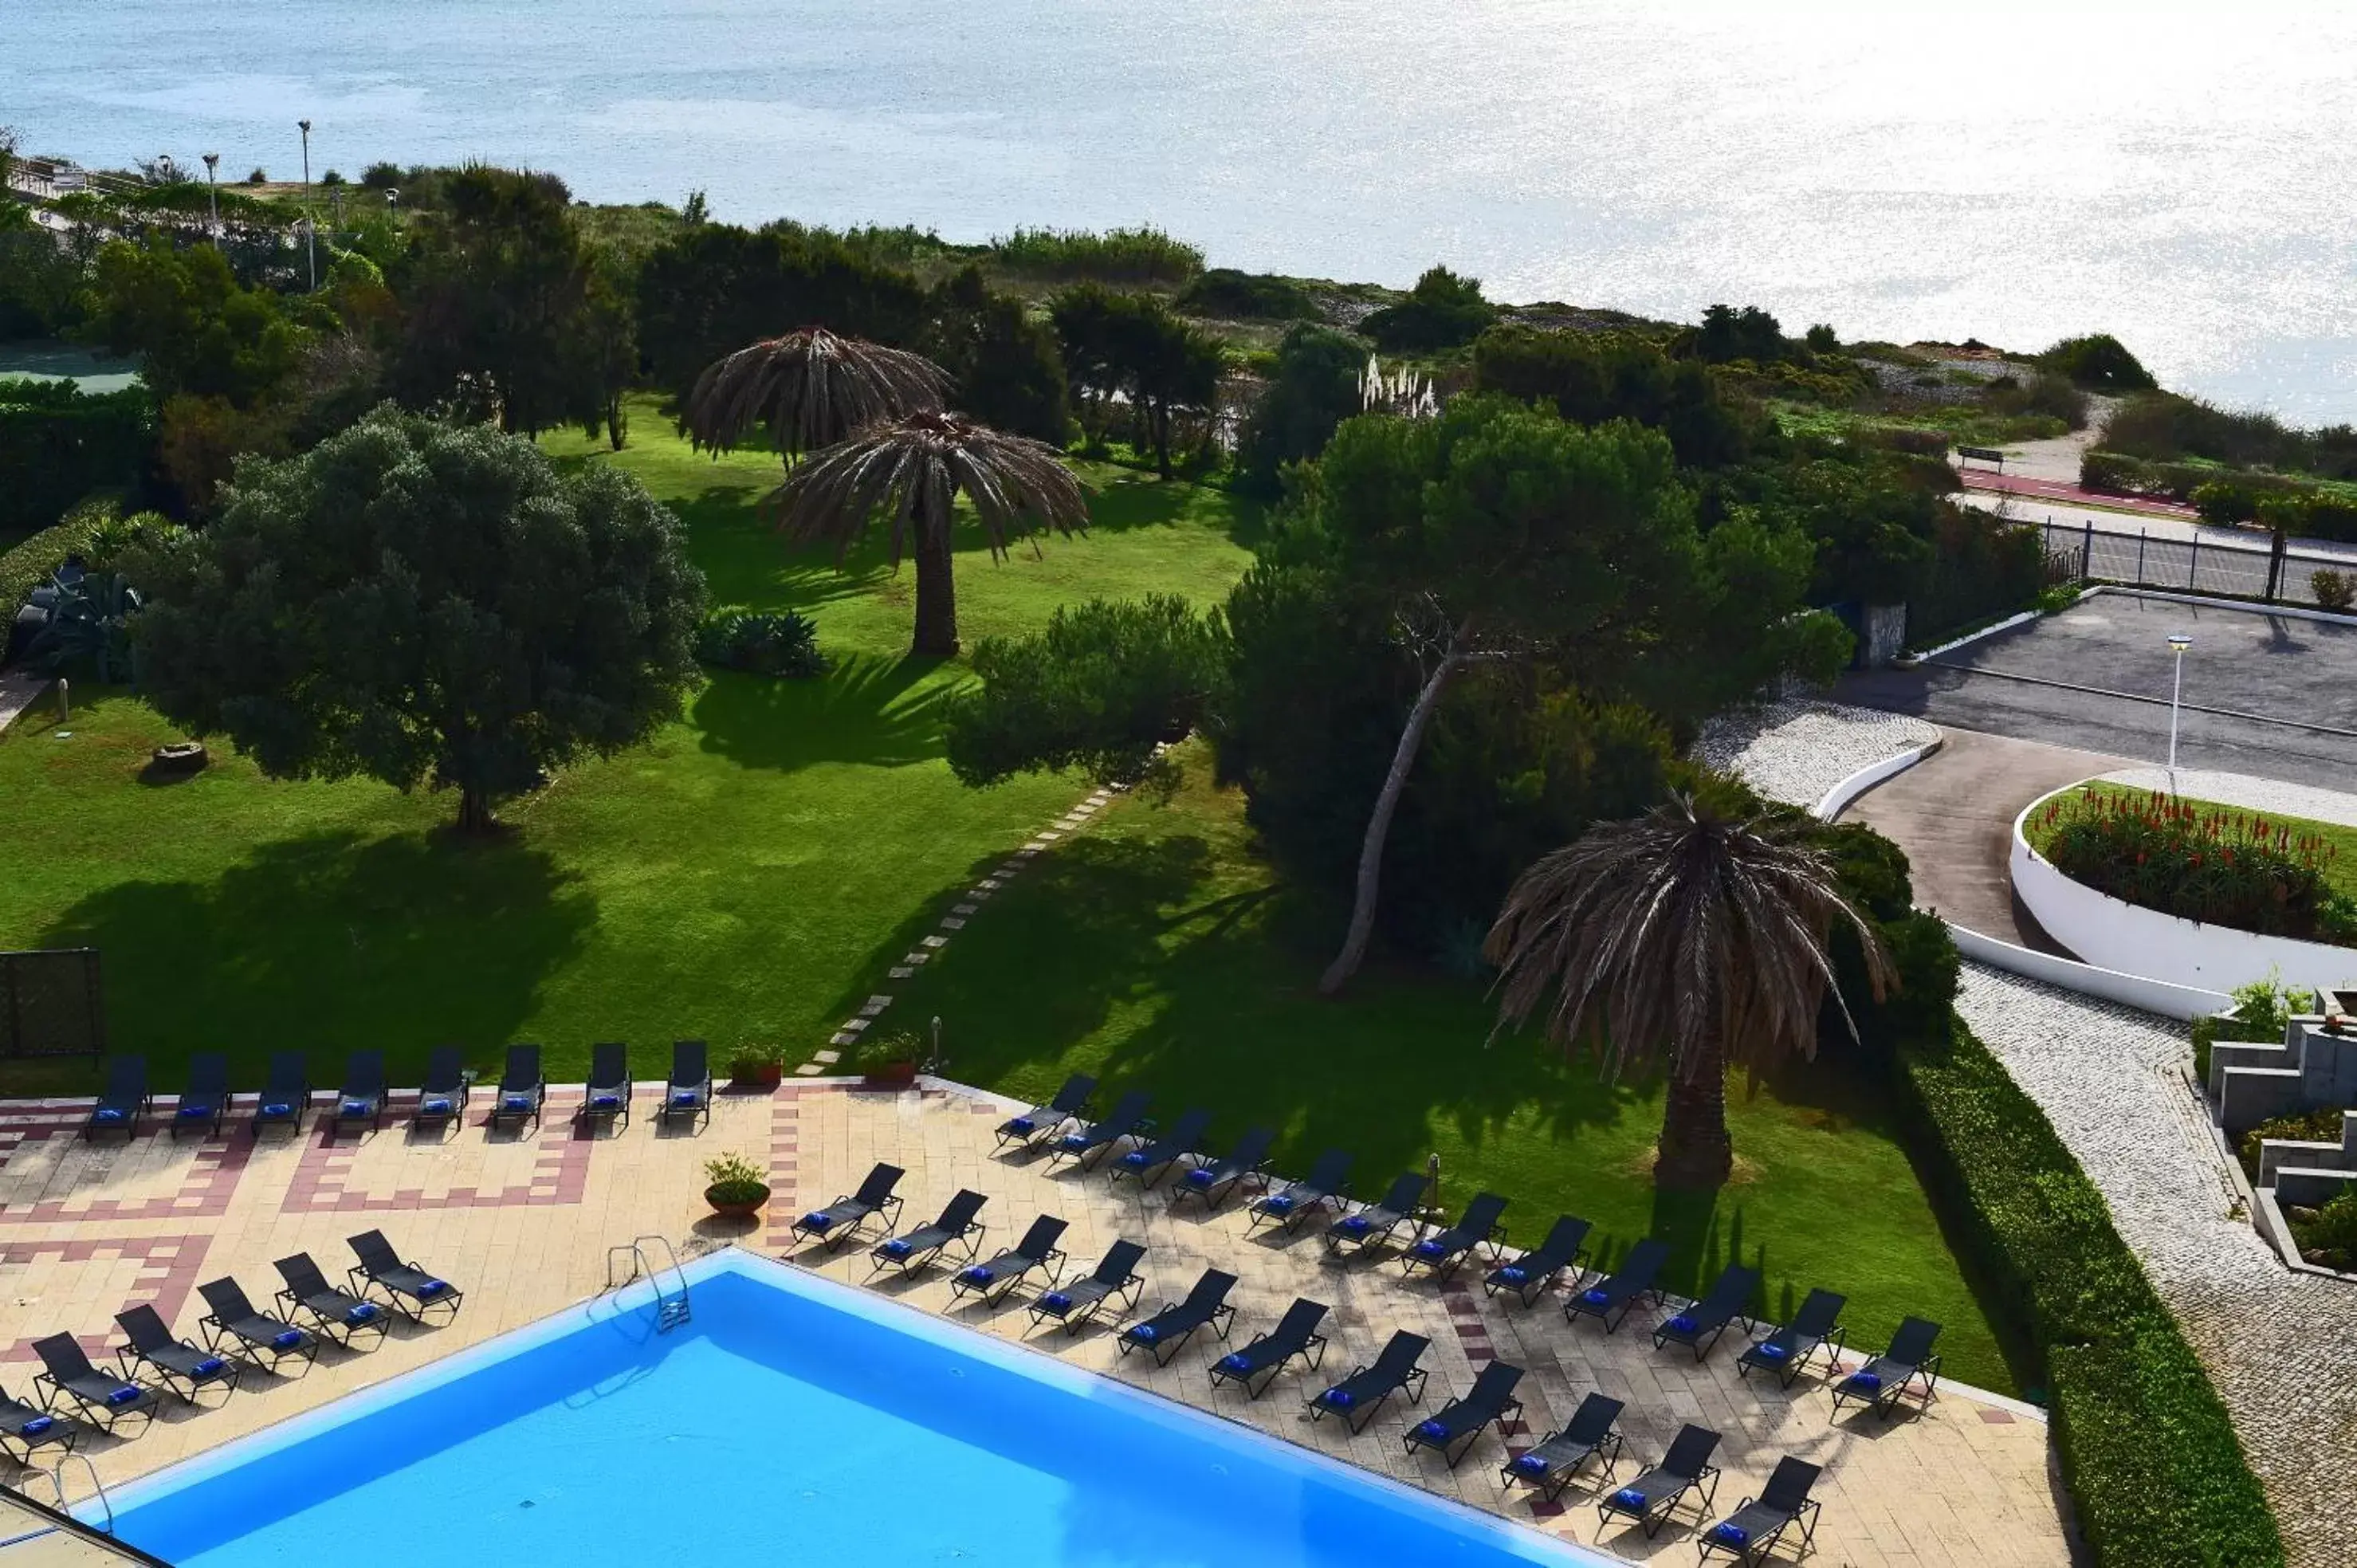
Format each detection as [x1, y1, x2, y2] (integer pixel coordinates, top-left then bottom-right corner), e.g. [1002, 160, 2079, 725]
[9, 0, 2355, 420]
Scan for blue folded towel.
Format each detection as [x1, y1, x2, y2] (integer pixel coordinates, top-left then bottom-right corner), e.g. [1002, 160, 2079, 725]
[1338, 1215, 1369, 1234]
[105, 1385, 141, 1406]
[1412, 1238, 1447, 1259]
[1754, 1341, 1790, 1362]
[591, 1093, 622, 1110]
[1708, 1523, 1750, 1548]
[19, 1415, 52, 1436]
[1581, 1287, 1610, 1307]
[1216, 1353, 1249, 1373]
[1413, 1419, 1448, 1441]
[272, 1329, 304, 1349]
[1322, 1389, 1354, 1409]
[670, 1089, 701, 1107]
[957, 1265, 996, 1287]
[177, 1102, 211, 1118]
[346, 1303, 380, 1324]
[1263, 1193, 1296, 1213]
[417, 1280, 449, 1297]
[1129, 1324, 1158, 1342]
[1039, 1291, 1072, 1311]
[1668, 1314, 1699, 1334]
[1006, 1115, 1035, 1134]
[1844, 1370, 1882, 1393]
[340, 1099, 372, 1116]
[1497, 1264, 1529, 1284]
[1185, 1168, 1215, 1187]
[1612, 1487, 1648, 1510]
[421, 1097, 453, 1115]
[193, 1357, 226, 1377]
[1119, 1149, 1149, 1167]
[878, 1239, 913, 1258]
[261, 1102, 292, 1118]
[1058, 1132, 1088, 1151]
[502, 1093, 533, 1112]
[800, 1211, 836, 1232]
[92, 1107, 127, 1122]
[1510, 1453, 1550, 1477]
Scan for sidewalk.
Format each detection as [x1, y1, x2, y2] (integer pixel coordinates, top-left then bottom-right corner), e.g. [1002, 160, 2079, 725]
[1957, 467, 2197, 520]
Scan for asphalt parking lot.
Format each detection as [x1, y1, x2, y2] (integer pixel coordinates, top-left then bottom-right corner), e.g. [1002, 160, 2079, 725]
[1839, 592, 2357, 791]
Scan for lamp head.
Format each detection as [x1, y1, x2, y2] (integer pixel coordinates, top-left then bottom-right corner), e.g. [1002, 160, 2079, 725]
[2168, 634, 2193, 653]
[298, 120, 312, 135]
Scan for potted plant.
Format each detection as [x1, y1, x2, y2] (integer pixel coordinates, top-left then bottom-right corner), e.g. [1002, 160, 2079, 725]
[702, 1151, 770, 1219]
[863, 1028, 923, 1087]
[728, 1049, 785, 1090]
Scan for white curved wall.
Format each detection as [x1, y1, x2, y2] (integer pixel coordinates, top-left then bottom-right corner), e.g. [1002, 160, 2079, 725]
[2012, 796, 2357, 996]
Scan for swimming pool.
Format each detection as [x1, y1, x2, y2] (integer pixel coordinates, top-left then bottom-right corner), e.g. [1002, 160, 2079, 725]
[103, 1250, 1615, 1567]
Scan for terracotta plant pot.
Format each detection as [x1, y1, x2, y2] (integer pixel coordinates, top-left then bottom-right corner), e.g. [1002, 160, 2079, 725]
[864, 1059, 918, 1087]
[729, 1060, 785, 1090]
[705, 1183, 770, 1220]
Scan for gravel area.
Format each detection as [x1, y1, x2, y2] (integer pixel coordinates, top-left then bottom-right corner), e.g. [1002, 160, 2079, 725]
[1955, 962, 2357, 1566]
[1693, 698, 1939, 809]
[2102, 767, 2357, 831]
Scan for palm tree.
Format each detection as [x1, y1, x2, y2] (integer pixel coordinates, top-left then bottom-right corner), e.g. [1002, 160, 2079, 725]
[1483, 793, 1895, 1190]
[775, 411, 1090, 657]
[682, 327, 949, 466]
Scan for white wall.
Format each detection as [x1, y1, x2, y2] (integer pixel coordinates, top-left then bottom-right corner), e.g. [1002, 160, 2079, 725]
[1949, 924, 2230, 1020]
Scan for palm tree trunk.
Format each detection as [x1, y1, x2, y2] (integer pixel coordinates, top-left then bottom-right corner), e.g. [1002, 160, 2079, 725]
[912, 520, 960, 658]
[1318, 628, 1469, 996]
[1656, 1044, 1734, 1189]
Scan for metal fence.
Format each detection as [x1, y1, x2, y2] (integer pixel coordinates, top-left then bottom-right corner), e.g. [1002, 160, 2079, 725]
[2040, 518, 2354, 608]
[0, 949, 104, 1059]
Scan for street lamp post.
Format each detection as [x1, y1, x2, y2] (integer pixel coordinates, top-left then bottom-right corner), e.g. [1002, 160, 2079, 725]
[200, 152, 220, 245]
[2166, 634, 2193, 778]
[297, 119, 316, 290]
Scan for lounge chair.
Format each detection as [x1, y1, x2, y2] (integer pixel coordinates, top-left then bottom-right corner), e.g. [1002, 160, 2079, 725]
[1246, 1148, 1352, 1234]
[790, 1161, 905, 1250]
[1737, 1289, 1848, 1388]
[0, 1385, 74, 1465]
[1118, 1268, 1237, 1366]
[31, 1336, 156, 1434]
[487, 1044, 545, 1134]
[250, 1051, 310, 1138]
[1484, 1216, 1593, 1307]
[113, 1304, 241, 1404]
[950, 1216, 1067, 1307]
[1400, 1192, 1510, 1282]
[575, 1042, 630, 1131]
[1403, 1360, 1523, 1468]
[1499, 1392, 1626, 1503]
[1306, 1330, 1429, 1434]
[1562, 1239, 1670, 1333]
[196, 1278, 317, 1372]
[1652, 1263, 1762, 1361]
[1170, 1125, 1275, 1210]
[1698, 1457, 1822, 1566]
[1108, 1106, 1212, 1189]
[411, 1046, 469, 1135]
[1208, 1298, 1329, 1398]
[1829, 1316, 1943, 1417]
[992, 1074, 1096, 1153]
[1593, 1424, 1722, 1539]
[348, 1230, 465, 1323]
[170, 1052, 230, 1139]
[83, 1056, 147, 1141]
[1322, 1170, 1431, 1256]
[273, 1253, 391, 1346]
[660, 1039, 712, 1130]
[1043, 1090, 1153, 1172]
[1027, 1240, 1146, 1334]
[331, 1049, 387, 1137]
[869, 1189, 988, 1278]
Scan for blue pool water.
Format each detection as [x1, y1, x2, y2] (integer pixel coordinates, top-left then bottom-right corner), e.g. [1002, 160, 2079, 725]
[106, 1254, 1603, 1568]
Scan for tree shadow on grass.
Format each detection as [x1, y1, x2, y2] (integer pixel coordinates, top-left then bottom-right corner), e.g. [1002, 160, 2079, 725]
[27, 828, 595, 1091]
[693, 655, 957, 772]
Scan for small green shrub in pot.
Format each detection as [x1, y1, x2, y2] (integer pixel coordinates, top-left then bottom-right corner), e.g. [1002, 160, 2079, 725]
[702, 1150, 771, 1212]
[2313, 568, 2355, 614]
[695, 610, 827, 678]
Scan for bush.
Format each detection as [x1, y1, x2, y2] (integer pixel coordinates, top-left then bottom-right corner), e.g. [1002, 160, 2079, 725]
[2034, 787, 2357, 943]
[2191, 479, 2259, 525]
[2038, 333, 2157, 393]
[988, 226, 1203, 285]
[2296, 497, 2357, 544]
[2079, 450, 2146, 494]
[701, 1151, 769, 1205]
[1177, 268, 1318, 321]
[2314, 569, 2355, 612]
[1234, 324, 1365, 494]
[0, 499, 116, 612]
[694, 610, 825, 678]
[2192, 972, 2300, 1081]
[2285, 1189, 2357, 1270]
[1360, 266, 1498, 353]
[0, 379, 155, 536]
[1891, 1017, 2281, 1566]
[2237, 1106, 2347, 1180]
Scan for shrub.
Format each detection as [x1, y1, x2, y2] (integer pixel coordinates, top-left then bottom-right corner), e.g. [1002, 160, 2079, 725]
[2191, 480, 2259, 525]
[0, 378, 155, 536]
[694, 610, 825, 678]
[2313, 568, 2355, 613]
[2079, 450, 2145, 493]
[1177, 268, 1318, 321]
[1360, 266, 1498, 353]
[2035, 787, 2357, 943]
[360, 162, 401, 190]
[2237, 1106, 2348, 1180]
[1864, 426, 1950, 459]
[701, 1151, 769, 1204]
[2192, 972, 2300, 1081]
[2297, 497, 2357, 544]
[2038, 333, 2157, 392]
[2285, 1189, 2357, 1269]
[988, 226, 1203, 285]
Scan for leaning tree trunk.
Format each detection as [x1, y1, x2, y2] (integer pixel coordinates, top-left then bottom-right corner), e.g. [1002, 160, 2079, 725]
[1317, 631, 1470, 996]
[911, 517, 960, 658]
[1656, 1040, 1735, 1190]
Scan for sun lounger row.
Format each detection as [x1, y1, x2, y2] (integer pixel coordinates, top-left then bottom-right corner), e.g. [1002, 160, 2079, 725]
[79, 1043, 717, 1142]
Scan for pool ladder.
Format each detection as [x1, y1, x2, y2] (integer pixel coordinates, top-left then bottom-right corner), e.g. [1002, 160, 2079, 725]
[38, 1456, 112, 1535]
[606, 1234, 692, 1332]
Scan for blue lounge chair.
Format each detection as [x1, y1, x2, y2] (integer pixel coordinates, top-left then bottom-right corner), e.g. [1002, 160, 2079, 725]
[950, 1216, 1068, 1307]
[792, 1162, 905, 1250]
[1323, 1171, 1430, 1257]
[1170, 1125, 1275, 1210]
[273, 1253, 391, 1347]
[993, 1074, 1096, 1153]
[411, 1046, 469, 1137]
[1830, 1317, 1943, 1417]
[575, 1042, 630, 1131]
[1484, 1216, 1592, 1307]
[1247, 1148, 1351, 1234]
[1652, 1263, 1762, 1361]
[1306, 1330, 1429, 1434]
[83, 1057, 147, 1141]
[1500, 1392, 1626, 1503]
[1027, 1240, 1146, 1334]
[1563, 1239, 1669, 1333]
[170, 1053, 230, 1139]
[1698, 1457, 1821, 1566]
[348, 1230, 464, 1323]
[1119, 1268, 1237, 1366]
[1737, 1289, 1848, 1388]
[1593, 1424, 1722, 1539]
[870, 1190, 988, 1278]
[660, 1039, 712, 1130]
[1043, 1090, 1153, 1172]
[31, 1335, 156, 1434]
[114, 1304, 241, 1405]
[1400, 1192, 1509, 1282]
[1404, 1360, 1523, 1468]
[1108, 1106, 1212, 1189]
[488, 1044, 546, 1134]
[331, 1049, 387, 1137]
[197, 1277, 318, 1373]
[1208, 1299, 1328, 1398]
[250, 1051, 309, 1138]
[0, 1385, 74, 1465]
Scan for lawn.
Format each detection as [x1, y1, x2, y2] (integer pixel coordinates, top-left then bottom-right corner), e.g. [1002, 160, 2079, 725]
[871, 742, 2013, 1392]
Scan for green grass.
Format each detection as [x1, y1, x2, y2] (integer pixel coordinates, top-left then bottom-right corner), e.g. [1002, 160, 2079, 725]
[2025, 780, 2357, 902]
[1770, 400, 2069, 450]
[871, 743, 2013, 1392]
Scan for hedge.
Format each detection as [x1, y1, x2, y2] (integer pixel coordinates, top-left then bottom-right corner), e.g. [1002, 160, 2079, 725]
[1890, 1018, 2282, 1566]
[0, 379, 153, 536]
[0, 505, 112, 613]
